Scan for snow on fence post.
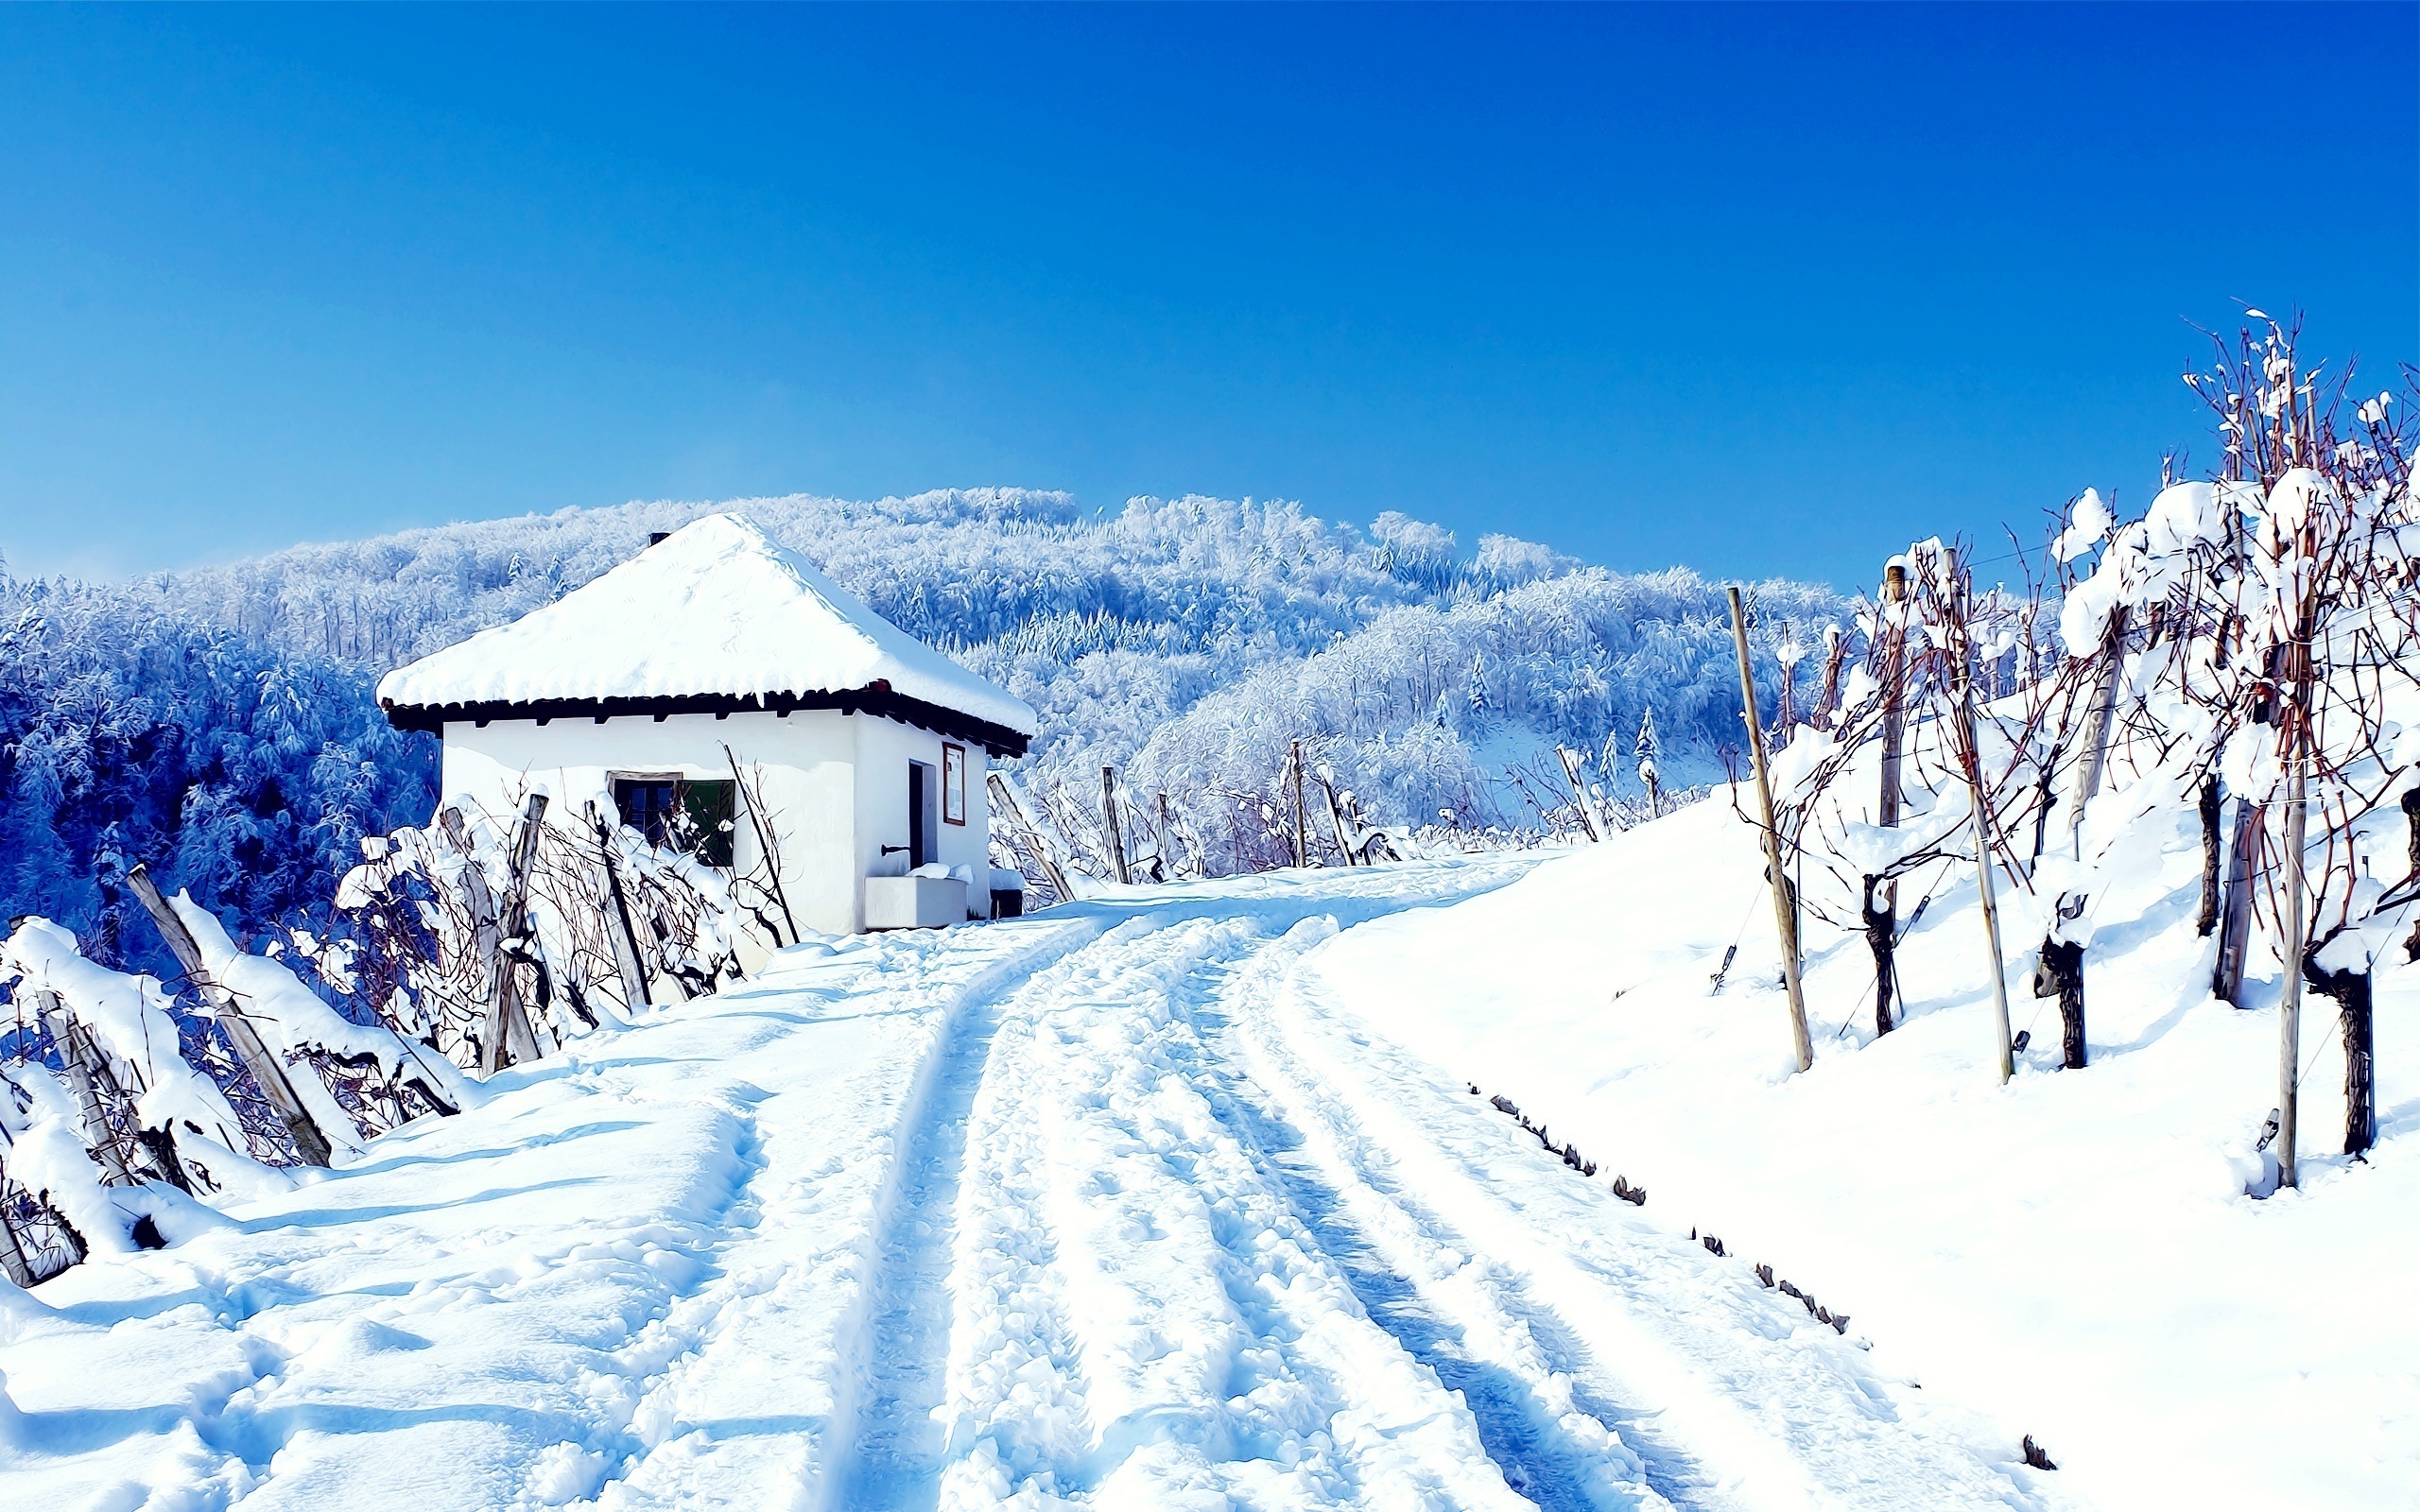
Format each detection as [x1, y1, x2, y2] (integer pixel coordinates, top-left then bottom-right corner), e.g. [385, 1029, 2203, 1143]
[1726, 586, 1813, 1074]
[483, 795, 551, 1074]
[1941, 552, 2017, 1087]
[124, 865, 337, 1169]
[1099, 766, 1133, 885]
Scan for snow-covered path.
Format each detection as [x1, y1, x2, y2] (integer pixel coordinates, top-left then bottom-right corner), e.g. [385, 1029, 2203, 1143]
[1, 861, 2082, 1511]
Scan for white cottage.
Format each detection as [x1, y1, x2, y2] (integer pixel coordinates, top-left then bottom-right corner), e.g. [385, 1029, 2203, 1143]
[377, 513, 1036, 941]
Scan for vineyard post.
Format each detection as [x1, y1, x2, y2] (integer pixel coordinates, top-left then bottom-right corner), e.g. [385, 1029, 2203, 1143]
[1945, 551, 2016, 1086]
[1289, 741, 1309, 869]
[1100, 766, 1132, 885]
[2277, 651, 2313, 1190]
[588, 805, 654, 1011]
[1727, 586, 1813, 1074]
[126, 864, 337, 1167]
[1559, 747, 1605, 842]
[483, 795, 549, 1074]
[0, 1194, 35, 1287]
[989, 772, 1072, 902]
[33, 990, 140, 1186]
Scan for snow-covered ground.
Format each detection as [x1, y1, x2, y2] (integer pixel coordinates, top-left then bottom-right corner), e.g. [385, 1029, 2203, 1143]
[1317, 800, 2420, 1511]
[0, 858, 2092, 1512]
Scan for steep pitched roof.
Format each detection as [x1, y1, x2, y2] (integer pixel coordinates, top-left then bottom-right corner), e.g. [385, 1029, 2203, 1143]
[377, 513, 1036, 750]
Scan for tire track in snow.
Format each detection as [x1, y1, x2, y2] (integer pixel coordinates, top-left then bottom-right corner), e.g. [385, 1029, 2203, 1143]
[1187, 919, 1703, 1511]
[917, 873, 1557, 1511]
[1268, 923, 2082, 1512]
[824, 918, 1109, 1511]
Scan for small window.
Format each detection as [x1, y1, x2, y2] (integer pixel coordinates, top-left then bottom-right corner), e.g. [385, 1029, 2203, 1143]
[614, 776, 736, 868]
[942, 743, 967, 826]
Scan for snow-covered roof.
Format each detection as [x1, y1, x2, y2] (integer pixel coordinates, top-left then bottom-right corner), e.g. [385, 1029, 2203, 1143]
[378, 513, 1036, 746]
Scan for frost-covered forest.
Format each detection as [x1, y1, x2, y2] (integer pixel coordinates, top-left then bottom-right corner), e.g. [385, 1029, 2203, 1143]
[2, 491, 1843, 960]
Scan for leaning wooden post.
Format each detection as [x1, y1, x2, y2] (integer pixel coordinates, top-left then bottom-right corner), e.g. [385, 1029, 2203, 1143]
[1727, 587, 1814, 1074]
[990, 772, 1072, 902]
[1558, 747, 1605, 842]
[588, 805, 655, 1011]
[1944, 553, 2017, 1085]
[1288, 741, 1310, 869]
[34, 990, 133, 1186]
[125, 865, 337, 1168]
[0, 1184, 36, 1288]
[1099, 766, 1133, 885]
[481, 795, 550, 1074]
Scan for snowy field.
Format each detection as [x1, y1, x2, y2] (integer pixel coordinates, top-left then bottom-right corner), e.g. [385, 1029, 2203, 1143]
[1319, 801, 2420, 1511]
[0, 857, 2092, 1512]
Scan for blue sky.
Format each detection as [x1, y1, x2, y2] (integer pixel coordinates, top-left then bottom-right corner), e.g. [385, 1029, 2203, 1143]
[1, 4, 2411, 590]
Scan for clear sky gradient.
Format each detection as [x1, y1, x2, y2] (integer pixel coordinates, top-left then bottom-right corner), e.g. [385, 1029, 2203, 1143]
[2, 4, 2412, 590]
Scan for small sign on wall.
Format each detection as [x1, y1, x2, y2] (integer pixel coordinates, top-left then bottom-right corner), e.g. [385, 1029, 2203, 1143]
[942, 742, 967, 826]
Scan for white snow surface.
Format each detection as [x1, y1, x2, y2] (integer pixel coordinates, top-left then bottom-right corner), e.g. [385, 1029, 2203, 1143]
[1316, 800, 2420, 1512]
[0, 863, 2083, 1512]
[374, 513, 1037, 736]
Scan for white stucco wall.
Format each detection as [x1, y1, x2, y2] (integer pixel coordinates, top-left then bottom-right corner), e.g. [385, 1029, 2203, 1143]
[438, 709, 993, 940]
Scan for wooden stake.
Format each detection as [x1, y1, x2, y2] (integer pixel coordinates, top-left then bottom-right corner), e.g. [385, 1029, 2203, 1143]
[1877, 561, 1909, 844]
[1559, 747, 1605, 842]
[2279, 726, 2309, 1191]
[1289, 741, 1309, 869]
[2214, 796, 2259, 1004]
[125, 865, 336, 1168]
[1944, 554, 2017, 1086]
[2060, 607, 2130, 857]
[990, 772, 1071, 902]
[1156, 792, 1187, 878]
[0, 1182, 36, 1287]
[1727, 587, 1813, 1074]
[482, 796, 549, 1074]
[589, 806, 655, 1010]
[34, 990, 136, 1186]
[1099, 766, 1133, 885]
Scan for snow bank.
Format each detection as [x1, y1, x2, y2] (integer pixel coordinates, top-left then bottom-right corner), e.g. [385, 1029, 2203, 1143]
[1310, 796, 2420, 1510]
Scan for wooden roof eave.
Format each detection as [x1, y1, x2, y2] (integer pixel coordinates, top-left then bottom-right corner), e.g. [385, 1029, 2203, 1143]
[379, 681, 1031, 759]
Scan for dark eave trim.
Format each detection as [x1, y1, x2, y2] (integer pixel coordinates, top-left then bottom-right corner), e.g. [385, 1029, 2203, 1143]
[380, 681, 1031, 758]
